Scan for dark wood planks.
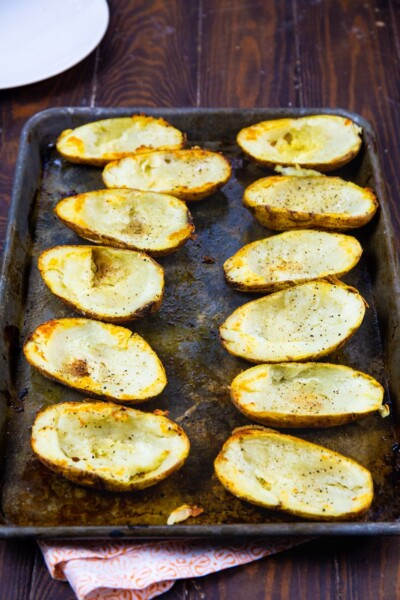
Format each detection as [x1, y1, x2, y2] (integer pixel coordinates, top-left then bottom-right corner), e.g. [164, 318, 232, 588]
[29, 546, 75, 600]
[200, 0, 298, 107]
[0, 539, 35, 600]
[95, 0, 199, 107]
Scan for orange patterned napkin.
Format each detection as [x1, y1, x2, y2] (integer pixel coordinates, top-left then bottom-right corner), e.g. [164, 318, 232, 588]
[39, 537, 306, 600]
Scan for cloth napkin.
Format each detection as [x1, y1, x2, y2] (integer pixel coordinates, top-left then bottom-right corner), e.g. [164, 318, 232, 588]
[40, 537, 306, 600]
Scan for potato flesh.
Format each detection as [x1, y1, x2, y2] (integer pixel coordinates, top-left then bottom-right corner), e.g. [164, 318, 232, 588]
[220, 281, 365, 362]
[24, 319, 166, 400]
[224, 230, 362, 290]
[56, 189, 193, 253]
[39, 246, 163, 320]
[237, 116, 361, 166]
[215, 429, 373, 519]
[57, 116, 184, 162]
[231, 363, 384, 420]
[57, 412, 169, 476]
[102, 150, 230, 198]
[245, 176, 376, 217]
[32, 403, 189, 489]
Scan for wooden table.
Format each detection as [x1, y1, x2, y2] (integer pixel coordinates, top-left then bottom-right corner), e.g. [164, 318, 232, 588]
[1, 0, 400, 597]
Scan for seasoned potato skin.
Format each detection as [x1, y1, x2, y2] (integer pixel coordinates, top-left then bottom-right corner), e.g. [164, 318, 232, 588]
[223, 230, 362, 293]
[240, 147, 361, 172]
[55, 191, 195, 256]
[214, 426, 373, 521]
[237, 115, 362, 171]
[35, 443, 189, 492]
[38, 245, 164, 323]
[219, 280, 367, 364]
[49, 293, 164, 324]
[102, 148, 232, 202]
[243, 176, 379, 231]
[31, 401, 190, 491]
[23, 318, 167, 402]
[56, 115, 186, 166]
[229, 363, 385, 428]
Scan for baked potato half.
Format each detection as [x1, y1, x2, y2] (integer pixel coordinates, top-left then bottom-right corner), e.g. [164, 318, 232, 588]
[230, 362, 385, 428]
[102, 148, 232, 201]
[214, 426, 373, 520]
[31, 401, 189, 491]
[223, 229, 362, 292]
[23, 318, 167, 402]
[244, 174, 378, 231]
[38, 245, 164, 322]
[56, 114, 185, 165]
[55, 189, 194, 256]
[237, 115, 362, 171]
[219, 280, 366, 363]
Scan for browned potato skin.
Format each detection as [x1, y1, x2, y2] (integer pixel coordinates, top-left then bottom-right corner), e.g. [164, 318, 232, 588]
[230, 391, 382, 429]
[54, 197, 195, 257]
[224, 260, 363, 294]
[103, 149, 232, 202]
[23, 319, 167, 403]
[219, 280, 367, 364]
[56, 115, 186, 166]
[214, 426, 373, 521]
[38, 245, 164, 323]
[244, 202, 378, 231]
[224, 273, 353, 294]
[23, 363, 162, 404]
[236, 116, 362, 171]
[51, 292, 163, 324]
[239, 147, 361, 172]
[243, 177, 379, 231]
[219, 323, 363, 365]
[31, 401, 190, 492]
[230, 400, 358, 428]
[34, 445, 189, 492]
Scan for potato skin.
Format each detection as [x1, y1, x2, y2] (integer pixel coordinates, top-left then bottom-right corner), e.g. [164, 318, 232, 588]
[56, 115, 186, 166]
[102, 149, 232, 202]
[229, 363, 384, 428]
[219, 281, 366, 364]
[23, 318, 167, 402]
[244, 200, 377, 231]
[239, 147, 361, 173]
[55, 191, 195, 256]
[45, 290, 164, 324]
[237, 116, 362, 172]
[38, 245, 164, 323]
[35, 448, 189, 492]
[230, 402, 365, 428]
[243, 176, 379, 231]
[214, 426, 373, 521]
[31, 401, 190, 492]
[223, 230, 362, 293]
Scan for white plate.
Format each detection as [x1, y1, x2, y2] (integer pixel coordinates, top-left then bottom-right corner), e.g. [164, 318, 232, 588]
[0, 0, 109, 89]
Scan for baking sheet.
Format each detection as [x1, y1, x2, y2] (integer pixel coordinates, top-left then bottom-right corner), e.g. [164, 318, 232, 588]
[0, 107, 400, 538]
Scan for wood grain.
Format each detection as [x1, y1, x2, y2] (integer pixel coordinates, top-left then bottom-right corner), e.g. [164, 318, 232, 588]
[0, 540, 35, 600]
[200, 0, 298, 107]
[95, 0, 199, 107]
[29, 546, 75, 600]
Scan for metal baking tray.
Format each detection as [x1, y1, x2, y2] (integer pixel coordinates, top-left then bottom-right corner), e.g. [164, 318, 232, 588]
[1, 107, 400, 539]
